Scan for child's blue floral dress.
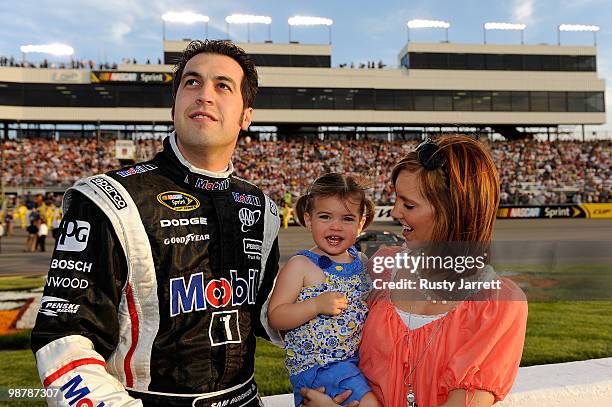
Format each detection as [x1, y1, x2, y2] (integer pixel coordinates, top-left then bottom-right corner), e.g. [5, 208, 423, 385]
[283, 246, 372, 406]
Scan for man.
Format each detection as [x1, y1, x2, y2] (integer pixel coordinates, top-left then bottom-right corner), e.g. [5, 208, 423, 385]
[37, 218, 48, 252]
[32, 40, 281, 407]
[4, 209, 14, 236]
[26, 219, 38, 252]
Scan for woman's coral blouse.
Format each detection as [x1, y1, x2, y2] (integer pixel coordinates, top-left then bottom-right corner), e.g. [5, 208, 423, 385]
[359, 278, 527, 407]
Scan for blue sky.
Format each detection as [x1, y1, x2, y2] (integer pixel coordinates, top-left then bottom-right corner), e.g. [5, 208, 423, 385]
[1, 0, 610, 133]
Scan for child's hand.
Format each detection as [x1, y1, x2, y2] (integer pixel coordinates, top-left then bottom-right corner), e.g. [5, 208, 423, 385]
[316, 292, 348, 316]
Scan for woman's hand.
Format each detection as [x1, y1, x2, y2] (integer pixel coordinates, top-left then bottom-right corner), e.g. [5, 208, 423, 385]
[300, 387, 359, 407]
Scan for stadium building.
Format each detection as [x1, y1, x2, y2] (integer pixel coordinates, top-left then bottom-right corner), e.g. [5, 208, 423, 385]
[0, 38, 606, 141]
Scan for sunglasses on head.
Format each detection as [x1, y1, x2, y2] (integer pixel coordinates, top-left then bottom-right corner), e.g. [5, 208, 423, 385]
[415, 138, 447, 171]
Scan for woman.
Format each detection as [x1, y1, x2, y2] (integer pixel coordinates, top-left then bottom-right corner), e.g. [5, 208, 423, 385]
[302, 135, 527, 406]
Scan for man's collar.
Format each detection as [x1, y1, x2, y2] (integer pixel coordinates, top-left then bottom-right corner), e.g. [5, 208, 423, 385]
[164, 132, 233, 192]
[169, 132, 234, 178]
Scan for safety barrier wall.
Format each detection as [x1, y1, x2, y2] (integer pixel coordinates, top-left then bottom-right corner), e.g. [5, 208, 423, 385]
[373, 203, 612, 221]
[262, 357, 612, 407]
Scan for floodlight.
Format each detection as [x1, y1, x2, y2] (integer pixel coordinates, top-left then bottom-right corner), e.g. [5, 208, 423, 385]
[162, 12, 209, 24]
[484, 22, 526, 30]
[407, 19, 450, 29]
[20, 43, 74, 56]
[161, 11, 210, 40]
[225, 14, 272, 42]
[557, 24, 600, 45]
[559, 24, 600, 32]
[287, 16, 334, 44]
[288, 16, 333, 26]
[483, 22, 527, 44]
[225, 14, 272, 25]
[406, 19, 450, 42]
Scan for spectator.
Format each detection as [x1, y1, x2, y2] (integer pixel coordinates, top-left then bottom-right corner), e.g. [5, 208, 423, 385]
[4, 210, 13, 236]
[26, 220, 38, 252]
[37, 219, 48, 252]
[1, 137, 610, 206]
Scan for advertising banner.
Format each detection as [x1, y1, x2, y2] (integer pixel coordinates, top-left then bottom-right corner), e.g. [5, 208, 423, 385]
[580, 203, 612, 219]
[374, 206, 394, 222]
[91, 71, 172, 84]
[497, 204, 612, 219]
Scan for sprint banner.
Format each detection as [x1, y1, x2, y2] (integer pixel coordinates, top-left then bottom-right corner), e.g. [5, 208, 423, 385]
[280, 204, 612, 224]
[497, 203, 612, 219]
[91, 71, 172, 84]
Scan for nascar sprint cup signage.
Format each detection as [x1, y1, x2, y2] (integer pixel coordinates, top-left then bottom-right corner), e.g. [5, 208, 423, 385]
[91, 71, 172, 84]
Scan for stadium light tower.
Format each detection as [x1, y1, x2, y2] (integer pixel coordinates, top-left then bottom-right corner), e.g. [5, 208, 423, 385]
[407, 19, 450, 42]
[19, 43, 74, 64]
[483, 22, 527, 44]
[558, 24, 600, 46]
[288, 16, 334, 44]
[161, 12, 210, 40]
[225, 14, 272, 43]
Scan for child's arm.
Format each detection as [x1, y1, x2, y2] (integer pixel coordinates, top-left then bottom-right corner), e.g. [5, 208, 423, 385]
[268, 256, 348, 331]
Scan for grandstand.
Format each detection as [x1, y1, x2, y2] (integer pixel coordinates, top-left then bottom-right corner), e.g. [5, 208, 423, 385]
[0, 36, 609, 206]
[1, 138, 609, 206]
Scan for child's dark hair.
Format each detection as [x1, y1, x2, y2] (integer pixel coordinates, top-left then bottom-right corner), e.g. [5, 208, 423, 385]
[294, 173, 375, 230]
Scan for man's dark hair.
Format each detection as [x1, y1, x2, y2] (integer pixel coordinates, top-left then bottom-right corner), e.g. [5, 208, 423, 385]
[171, 40, 259, 116]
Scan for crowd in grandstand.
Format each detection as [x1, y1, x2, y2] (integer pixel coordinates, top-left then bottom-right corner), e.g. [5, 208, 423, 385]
[2, 55, 368, 70]
[493, 140, 610, 206]
[1, 137, 610, 206]
[0, 56, 163, 69]
[2, 138, 117, 188]
[338, 60, 387, 69]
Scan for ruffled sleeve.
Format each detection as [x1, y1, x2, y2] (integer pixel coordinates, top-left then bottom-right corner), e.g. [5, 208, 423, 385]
[439, 280, 528, 402]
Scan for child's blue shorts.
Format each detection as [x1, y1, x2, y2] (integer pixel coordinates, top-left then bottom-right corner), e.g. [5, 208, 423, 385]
[289, 357, 371, 406]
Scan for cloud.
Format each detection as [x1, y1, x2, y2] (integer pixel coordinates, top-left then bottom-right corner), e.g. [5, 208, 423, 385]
[513, 0, 534, 22]
[110, 21, 133, 42]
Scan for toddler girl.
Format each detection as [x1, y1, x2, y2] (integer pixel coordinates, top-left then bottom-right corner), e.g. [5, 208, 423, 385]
[268, 173, 378, 406]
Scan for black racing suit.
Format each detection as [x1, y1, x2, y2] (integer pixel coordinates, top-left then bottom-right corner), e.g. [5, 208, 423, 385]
[32, 133, 281, 407]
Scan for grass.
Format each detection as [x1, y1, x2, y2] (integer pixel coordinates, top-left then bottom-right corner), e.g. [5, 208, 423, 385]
[0, 276, 46, 292]
[1, 276, 611, 399]
[255, 339, 292, 395]
[0, 330, 31, 350]
[0, 349, 45, 407]
[497, 263, 612, 301]
[522, 301, 612, 366]
[0, 337, 290, 401]
[1, 302, 611, 398]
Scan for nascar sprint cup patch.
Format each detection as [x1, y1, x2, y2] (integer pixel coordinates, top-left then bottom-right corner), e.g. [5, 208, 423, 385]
[157, 191, 201, 212]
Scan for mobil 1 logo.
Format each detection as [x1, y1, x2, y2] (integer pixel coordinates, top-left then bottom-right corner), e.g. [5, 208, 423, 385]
[57, 220, 91, 252]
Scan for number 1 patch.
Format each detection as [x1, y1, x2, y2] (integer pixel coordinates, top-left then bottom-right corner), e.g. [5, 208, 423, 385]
[209, 310, 242, 346]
